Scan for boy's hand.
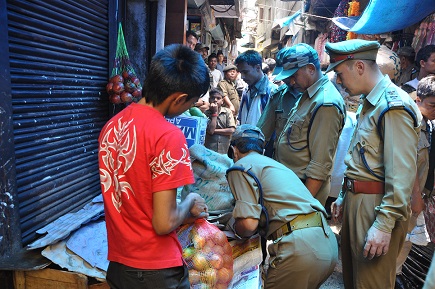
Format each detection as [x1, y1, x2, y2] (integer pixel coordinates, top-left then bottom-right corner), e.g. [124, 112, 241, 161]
[209, 103, 218, 114]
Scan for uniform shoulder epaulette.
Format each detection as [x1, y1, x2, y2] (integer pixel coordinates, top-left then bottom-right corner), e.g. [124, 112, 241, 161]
[270, 84, 287, 98]
[384, 87, 404, 109]
[377, 86, 418, 141]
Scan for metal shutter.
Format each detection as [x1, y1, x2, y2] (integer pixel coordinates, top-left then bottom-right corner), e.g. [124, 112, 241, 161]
[7, 0, 110, 245]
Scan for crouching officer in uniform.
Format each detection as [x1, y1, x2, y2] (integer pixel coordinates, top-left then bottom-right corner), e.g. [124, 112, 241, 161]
[226, 124, 338, 289]
[327, 40, 422, 289]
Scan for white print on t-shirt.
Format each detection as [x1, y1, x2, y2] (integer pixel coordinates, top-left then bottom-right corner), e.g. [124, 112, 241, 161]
[99, 118, 137, 213]
[149, 143, 191, 179]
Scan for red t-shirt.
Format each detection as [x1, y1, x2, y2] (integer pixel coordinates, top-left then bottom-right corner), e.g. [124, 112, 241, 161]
[98, 103, 194, 269]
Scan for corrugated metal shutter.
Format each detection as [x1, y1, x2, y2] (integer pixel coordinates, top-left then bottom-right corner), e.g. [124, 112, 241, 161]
[7, 0, 110, 245]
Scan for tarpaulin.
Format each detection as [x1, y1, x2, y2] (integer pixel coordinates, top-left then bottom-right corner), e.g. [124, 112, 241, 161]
[273, 10, 302, 29]
[332, 0, 435, 34]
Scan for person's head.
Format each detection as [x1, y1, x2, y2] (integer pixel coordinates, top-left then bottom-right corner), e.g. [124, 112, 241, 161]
[397, 46, 416, 70]
[416, 45, 435, 77]
[229, 124, 265, 162]
[325, 39, 381, 96]
[185, 30, 198, 50]
[223, 64, 238, 82]
[416, 75, 435, 120]
[208, 54, 218, 70]
[264, 58, 276, 73]
[195, 43, 209, 60]
[142, 44, 209, 116]
[234, 50, 263, 87]
[261, 63, 270, 74]
[274, 44, 321, 92]
[209, 88, 224, 108]
[217, 51, 224, 64]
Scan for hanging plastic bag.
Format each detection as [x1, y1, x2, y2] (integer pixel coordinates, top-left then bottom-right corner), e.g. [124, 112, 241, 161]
[106, 23, 142, 104]
[178, 219, 234, 289]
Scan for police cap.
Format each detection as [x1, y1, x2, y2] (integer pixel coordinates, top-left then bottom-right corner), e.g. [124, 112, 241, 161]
[223, 64, 237, 72]
[274, 44, 319, 81]
[325, 39, 380, 73]
[231, 124, 265, 143]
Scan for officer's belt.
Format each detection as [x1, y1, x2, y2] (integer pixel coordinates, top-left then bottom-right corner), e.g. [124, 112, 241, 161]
[269, 211, 322, 241]
[344, 177, 384, 194]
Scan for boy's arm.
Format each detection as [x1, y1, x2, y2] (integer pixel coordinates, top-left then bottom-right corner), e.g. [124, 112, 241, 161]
[152, 190, 208, 235]
[213, 127, 235, 136]
[207, 114, 217, 135]
[206, 104, 219, 135]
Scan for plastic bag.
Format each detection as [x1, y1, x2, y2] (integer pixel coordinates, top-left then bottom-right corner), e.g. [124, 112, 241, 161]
[106, 23, 142, 104]
[178, 219, 234, 289]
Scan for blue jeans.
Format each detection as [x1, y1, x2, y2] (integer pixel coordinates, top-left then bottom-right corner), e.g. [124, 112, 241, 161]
[106, 261, 190, 289]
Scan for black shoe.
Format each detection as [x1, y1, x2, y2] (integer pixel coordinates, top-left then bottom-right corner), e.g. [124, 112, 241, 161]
[395, 274, 412, 289]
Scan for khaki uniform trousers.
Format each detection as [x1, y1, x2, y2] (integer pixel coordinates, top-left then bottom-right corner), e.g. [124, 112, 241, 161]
[265, 216, 338, 289]
[341, 192, 409, 289]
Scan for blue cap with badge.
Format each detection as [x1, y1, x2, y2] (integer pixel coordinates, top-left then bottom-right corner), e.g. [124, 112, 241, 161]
[273, 44, 319, 81]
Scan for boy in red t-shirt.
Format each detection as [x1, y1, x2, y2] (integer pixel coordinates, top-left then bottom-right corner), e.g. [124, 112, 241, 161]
[98, 44, 210, 289]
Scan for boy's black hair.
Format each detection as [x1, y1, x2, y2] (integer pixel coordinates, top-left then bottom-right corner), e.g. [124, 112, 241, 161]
[208, 53, 218, 63]
[264, 58, 276, 71]
[234, 50, 262, 67]
[417, 75, 435, 100]
[186, 30, 198, 41]
[209, 87, 224, 99]
[142, 44, 209, 105]
[416, 45, 435, 68]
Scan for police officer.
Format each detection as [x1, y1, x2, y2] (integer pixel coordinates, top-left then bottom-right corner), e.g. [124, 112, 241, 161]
[226, 124, 338, 289]
[273, 44, 346, 206]
[257, 48, 301, 158]
[396, 46, 418, 87]
[218, 64, 240, 119]
[327, 39, 422, 289]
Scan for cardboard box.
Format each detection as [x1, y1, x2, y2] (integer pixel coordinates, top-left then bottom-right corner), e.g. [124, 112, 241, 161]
[13, 268, 109, 289]
[166, 115, 207, 148]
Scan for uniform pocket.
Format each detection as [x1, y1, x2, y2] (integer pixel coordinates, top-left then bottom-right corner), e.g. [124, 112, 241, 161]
[287, 113, 306, 144]
[353, 127, 381, 171]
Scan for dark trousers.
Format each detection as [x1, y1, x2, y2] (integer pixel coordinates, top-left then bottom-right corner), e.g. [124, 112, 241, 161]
[106, 261, 190, 289]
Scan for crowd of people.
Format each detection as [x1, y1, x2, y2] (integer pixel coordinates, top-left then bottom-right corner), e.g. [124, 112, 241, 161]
[98, 28, 435, 289]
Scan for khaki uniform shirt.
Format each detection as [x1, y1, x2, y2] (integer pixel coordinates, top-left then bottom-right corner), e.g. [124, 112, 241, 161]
[342, 75, 422, 233]
[275, 75, 346, 204]
[257, 84, 301, 144]
[204, 107, 236, 154]
[396, 65, 418, 87]
[218, 79, 240, 117]
[227, 152, 326, 239]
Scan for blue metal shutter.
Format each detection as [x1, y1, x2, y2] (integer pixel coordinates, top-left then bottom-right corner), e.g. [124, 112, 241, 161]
[7, 0, 110, 245]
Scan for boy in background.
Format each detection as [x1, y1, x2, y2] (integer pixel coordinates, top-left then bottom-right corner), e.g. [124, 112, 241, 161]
[204, 88, 236, 154]
[98, 44, 210, 289]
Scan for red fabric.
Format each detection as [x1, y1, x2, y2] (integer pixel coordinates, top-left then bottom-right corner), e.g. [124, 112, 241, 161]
[99, 103, 195, 269]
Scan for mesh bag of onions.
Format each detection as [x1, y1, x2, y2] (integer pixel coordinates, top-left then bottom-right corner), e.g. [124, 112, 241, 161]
[106, 23, 142, 105]
[178, 219, 234, 289]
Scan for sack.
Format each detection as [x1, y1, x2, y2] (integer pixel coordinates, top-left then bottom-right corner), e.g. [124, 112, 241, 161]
[177, 219, 234, 289]
[106, 23, 142, 104]
[182, 145, 234, 215]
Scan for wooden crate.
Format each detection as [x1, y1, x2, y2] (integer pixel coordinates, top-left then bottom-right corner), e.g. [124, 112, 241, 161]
[13, 268, 109, 289]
